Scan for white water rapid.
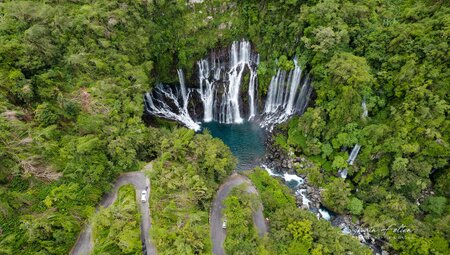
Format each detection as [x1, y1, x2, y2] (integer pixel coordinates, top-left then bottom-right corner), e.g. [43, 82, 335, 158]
[262, 164, 316, 210]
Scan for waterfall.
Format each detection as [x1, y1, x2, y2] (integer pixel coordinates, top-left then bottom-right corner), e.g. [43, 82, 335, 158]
[261, 164, 283, 177]
[347, 144, 361, 165]
[344, 100, 367, 166]
[295, 76, 313, 115]
[248, 71, 257, 120]
[338, 168, 348, 179]
[262, 165, 310, 208]
[339, 99, 367, 178]
[283, 172, 305, 185]
[220, 40, 256, 123]
[260, 60, 312, 131]
[264, 70, 285, 113]
[145, 41, 313, 132]
[198, 59, 215, 122]
[262, 164, 335, 222]
[285, 59, 303, 114]
[346, 100, 365, 165]
[362, 98, 368, 118]
[197, 40, 258, 123]
[178, 69, 188, 106]
[144, 70, 200, 131]
[347, 100, 367, 167]
[221, 42, 244, 123]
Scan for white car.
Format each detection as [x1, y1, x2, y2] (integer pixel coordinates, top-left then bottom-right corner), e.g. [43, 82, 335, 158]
[141, 190, 147, 203]
[222, 219, 227, 229]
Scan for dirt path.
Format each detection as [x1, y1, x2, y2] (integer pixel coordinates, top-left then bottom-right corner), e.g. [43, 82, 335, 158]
[210, 173, 268, 255]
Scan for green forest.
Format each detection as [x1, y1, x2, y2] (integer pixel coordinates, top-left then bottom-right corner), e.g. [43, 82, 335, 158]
[92, 185, 141, 254]
[0, 0, 448, 255]
[246, 168, 372, 254]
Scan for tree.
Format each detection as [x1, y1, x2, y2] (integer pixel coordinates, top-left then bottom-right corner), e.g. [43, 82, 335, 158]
[287, 220, 313, 254]
[347, 197, 363, 216]
[421, 196, 447, 216]
[322, 178, 350, 214]
[332, 155, 347, 170]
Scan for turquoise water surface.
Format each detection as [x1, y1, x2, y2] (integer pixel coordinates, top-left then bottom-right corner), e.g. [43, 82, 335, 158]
[201, 121, 266, 171]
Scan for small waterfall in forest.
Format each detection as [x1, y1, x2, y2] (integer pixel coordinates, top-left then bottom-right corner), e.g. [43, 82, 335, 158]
[297, 189, 311, 208]
[262, 164, 318, 212]
[338, 168, 348, 179]
[347, 144, 361, 165]
[261, 164, 304, 185]
[339, 99, 367, 178]
[260, 59, 313, 131]
[346, 100, 367, 166]
[144, 40, 312, 132]
[362, 98, 368, 118]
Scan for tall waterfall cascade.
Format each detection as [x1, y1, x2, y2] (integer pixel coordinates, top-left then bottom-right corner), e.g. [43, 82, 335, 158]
[260, 59, 313, 131]
[197, 40, 259, 123]
[144, 40, 313, 131]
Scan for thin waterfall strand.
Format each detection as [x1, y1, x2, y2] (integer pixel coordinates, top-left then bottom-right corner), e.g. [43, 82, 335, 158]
[248, 71, 257, 120]
[362, 98, 368, 118]
[347, 144, 361, 165]
[198, 59, 215, 122]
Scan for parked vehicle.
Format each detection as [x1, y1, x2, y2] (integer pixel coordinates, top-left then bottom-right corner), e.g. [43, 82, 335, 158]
[222, 219, 227, 229]
[141, 190, 147, 202]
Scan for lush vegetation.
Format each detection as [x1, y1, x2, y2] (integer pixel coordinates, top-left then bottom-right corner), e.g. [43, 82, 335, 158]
[149, 128, 235, 254]
[223, 185, 262, 255]
[1, 0, 448, 254]
[246, 168, 372, 255]
[0, 0, 161, 253]
[234, 1, 449, 254]
[92, 185, 141, 255]
[0, 0, 235, 254]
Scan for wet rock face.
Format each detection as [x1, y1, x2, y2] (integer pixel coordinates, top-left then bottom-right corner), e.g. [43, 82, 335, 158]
[264, 128, 312, 174]
[306, 185, 322, 209]
[264, 131, 291, 172]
